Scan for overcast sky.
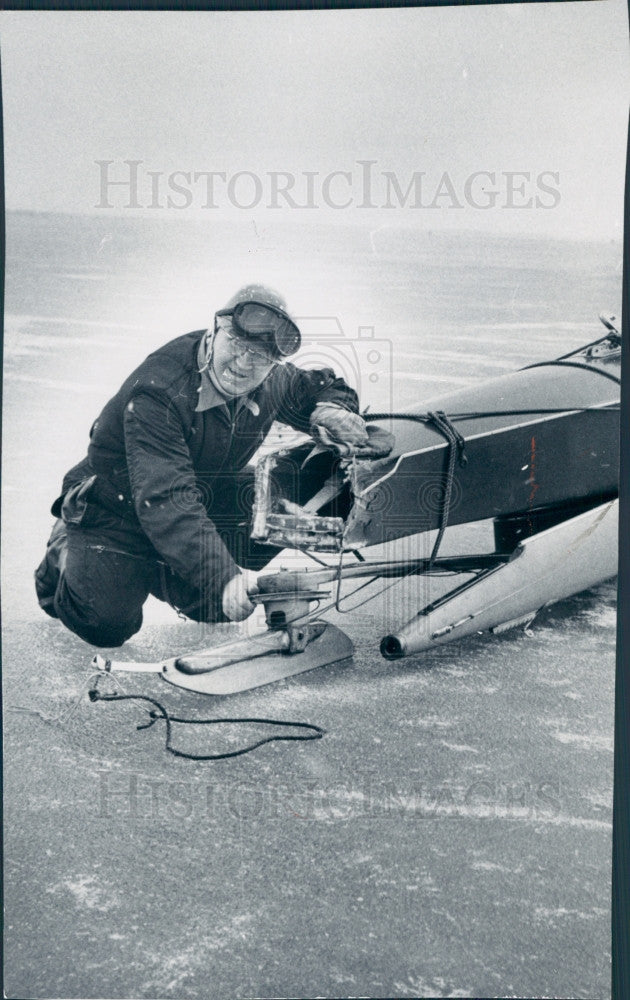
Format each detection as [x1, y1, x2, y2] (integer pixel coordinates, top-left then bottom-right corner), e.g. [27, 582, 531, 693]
[1, 2, 628, 239]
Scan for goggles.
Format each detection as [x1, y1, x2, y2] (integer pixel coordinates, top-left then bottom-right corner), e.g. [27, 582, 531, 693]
[215, 300, 301, 359]
[221, 329, 277, 367]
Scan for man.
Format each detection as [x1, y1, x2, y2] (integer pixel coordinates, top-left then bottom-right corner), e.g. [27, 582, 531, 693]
[34, 285, 370, 647]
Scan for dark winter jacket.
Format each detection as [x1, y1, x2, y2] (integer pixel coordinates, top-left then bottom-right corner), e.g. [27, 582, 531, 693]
[56, 330, 359, 595]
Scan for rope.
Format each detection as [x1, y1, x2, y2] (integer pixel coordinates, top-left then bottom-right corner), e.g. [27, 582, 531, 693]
[554, 330, 621, 360]
[313, 410, 465, 613]
[359, 402, 617, 567]
[364, 405, 618, 425]
[360, 411, 469, 556]
[88, 676, 325, 761]
[425, 410, 467, 566]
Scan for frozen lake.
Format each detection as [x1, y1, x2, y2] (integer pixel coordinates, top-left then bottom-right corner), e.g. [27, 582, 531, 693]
[2, 211, 621, 999]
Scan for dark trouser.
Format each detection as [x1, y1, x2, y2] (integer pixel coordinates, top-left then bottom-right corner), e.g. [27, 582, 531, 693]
[34, 471, 278, 648]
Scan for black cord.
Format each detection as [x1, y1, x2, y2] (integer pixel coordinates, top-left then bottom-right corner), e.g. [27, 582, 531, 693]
[88, 679, 325, 761]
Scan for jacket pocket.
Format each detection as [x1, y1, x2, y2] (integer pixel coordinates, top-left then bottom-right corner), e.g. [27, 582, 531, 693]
[60, 475, 98, 526]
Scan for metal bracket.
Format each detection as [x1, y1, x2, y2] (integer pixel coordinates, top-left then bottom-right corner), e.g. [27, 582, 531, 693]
[250, 450, 344, 551]
[284, 621, 328, 652]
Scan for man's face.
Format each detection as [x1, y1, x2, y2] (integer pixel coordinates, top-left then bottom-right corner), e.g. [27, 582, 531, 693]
[211, 316, 277, 396]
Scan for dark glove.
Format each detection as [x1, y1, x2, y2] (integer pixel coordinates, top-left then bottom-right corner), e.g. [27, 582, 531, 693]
[309, 403, 370, 456]
[309, 403, 395, 459]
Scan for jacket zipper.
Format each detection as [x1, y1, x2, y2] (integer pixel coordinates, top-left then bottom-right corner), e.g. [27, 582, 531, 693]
[213, 400, 241, 474]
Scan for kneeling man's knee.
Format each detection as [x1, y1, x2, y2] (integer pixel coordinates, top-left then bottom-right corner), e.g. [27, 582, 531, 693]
[54, 591, 143, 648]
[81, 618, 142, 648]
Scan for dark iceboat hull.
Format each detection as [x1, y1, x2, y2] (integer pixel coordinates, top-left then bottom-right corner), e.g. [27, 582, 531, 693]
[343, 342, 620, 548]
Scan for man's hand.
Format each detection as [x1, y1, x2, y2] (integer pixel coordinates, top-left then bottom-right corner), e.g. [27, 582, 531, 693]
[222, 569, 259, 622]
[309, 403, 370, 456]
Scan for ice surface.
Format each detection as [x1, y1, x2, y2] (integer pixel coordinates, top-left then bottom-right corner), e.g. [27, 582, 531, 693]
[2, 212, 620, 1000]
